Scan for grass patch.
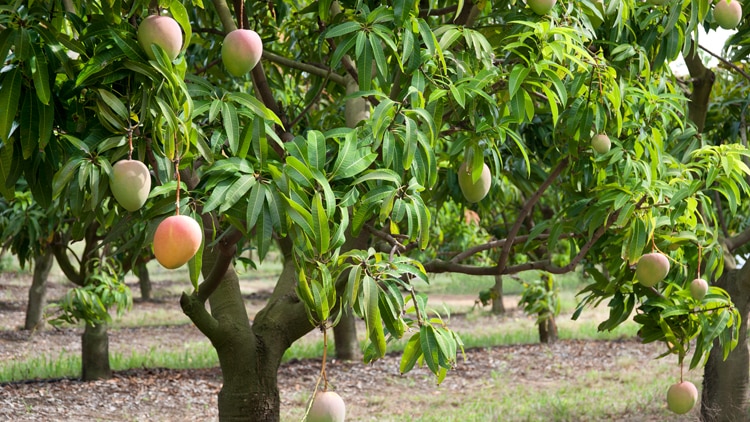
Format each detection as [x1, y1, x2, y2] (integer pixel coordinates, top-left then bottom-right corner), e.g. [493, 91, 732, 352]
[0, 342, 218, 383]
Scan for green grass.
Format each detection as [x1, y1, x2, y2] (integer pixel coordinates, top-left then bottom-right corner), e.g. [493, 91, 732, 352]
[0, 342, 218, 383]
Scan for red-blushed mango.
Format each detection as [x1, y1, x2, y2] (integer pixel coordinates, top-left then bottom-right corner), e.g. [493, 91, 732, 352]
[457, 162, 491, 203]
[635, 252, 670, 287]
[527, 0, 557, 15]
[153, 215, 202, 269]
[715, 0, 743, 29]
[109, 160, 151, 212]
[591, 133, 611, 154]
[138, 15, 183, 61]
[308, 391, 345, 422]
[667, 381, 698, 414]
[690, 278, 709, 301]
[221, 29, 263, 77]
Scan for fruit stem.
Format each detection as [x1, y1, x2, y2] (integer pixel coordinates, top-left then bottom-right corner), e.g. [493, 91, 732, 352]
[175, 158, 181, 215]
[321, 324, 329, 391]
[697, 244, 703, 279]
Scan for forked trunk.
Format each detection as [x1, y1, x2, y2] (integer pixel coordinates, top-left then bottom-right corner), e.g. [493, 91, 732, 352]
[24, 250, 54, 331]
[701, 266, 750, 421]
[81, 322, 111, 380]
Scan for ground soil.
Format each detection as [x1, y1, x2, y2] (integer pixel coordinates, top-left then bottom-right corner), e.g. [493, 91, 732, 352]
[0, 269, 698, 421]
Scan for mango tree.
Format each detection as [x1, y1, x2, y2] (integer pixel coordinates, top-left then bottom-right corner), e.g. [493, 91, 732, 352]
[2, 0, 750, 420]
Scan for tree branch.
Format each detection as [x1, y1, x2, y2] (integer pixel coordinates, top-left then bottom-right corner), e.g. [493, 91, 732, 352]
[699, 45, 750, 83]
[496, 158, 569, 273]
[684, 41, 715, 133]
[263, 51, 346, 86]
[450, 232, 577, 263]
[726, 226, 750, 252]
[51, 240, 84, 286]
[180, 291, 220, 341]
[197, 227, 243, 302]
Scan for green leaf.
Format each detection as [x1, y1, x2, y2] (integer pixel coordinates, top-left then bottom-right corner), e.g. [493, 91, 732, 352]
[31, 43, 51, 105]
[220, 174, 256, 213]
[325, 21, 362, 38]
[400, 331, 422, 374]
[222, 101, 240, 154]
[420, 324, 440, 375]
[97, 89, 129, 121]
[0, 67, 22, 143]
[245, 182, 265, 229]
[363, 276, 387, 358]
[311, 192, 330, 254]
[169, 0, 191, 53]
[508, 64, 530, 98]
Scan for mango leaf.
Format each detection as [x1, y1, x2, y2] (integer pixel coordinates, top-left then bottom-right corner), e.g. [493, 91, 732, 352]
[0, 67, 22, 143]
[311, 192, 330, 254]
[30, 43, 51, 105]
[400, 331, 422, 374]
[363, 275, 386, 358]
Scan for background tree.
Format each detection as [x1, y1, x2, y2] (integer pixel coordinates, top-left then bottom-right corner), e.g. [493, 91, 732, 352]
[3, 0, 750, 421]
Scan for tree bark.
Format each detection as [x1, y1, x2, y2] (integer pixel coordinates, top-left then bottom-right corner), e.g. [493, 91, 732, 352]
[24, 249, 54, 331]
[81, 322, 111, 381]
[491, 274, 506, 314]
[135, 260, 152, 301]
[701, 265, 750, 422]
[333, 308, 359, 360]
[538, 314, 558, 344]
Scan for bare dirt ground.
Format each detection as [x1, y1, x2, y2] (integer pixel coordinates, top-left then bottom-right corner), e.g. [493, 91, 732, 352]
[0, 270, 698, 421]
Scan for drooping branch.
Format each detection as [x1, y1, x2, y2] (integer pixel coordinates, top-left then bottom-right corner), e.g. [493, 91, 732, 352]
[495, 157, 569, 273]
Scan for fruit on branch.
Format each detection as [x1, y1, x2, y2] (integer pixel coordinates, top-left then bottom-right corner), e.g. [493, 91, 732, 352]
[667, 381, 699, 414]
[109, 160, 151, 212]
[221, 29, 263, 77]
[153, 215, 202, 269]
[714, 0, 743, 29]
[635, 252, 670, 288]
[527, 0, 557, 15]
[591, 133, 611, 154]
[308, 391, 346, 422]
[457, 161, 491, 203]
[690, 278, 709, 301]
[137, 15, 183, 61]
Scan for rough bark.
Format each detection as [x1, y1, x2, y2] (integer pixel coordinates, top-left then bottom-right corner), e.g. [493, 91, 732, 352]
[24, 250, 54, 331]
[701, 265, 750, 422]
[81, 322, 111, 381]
[491, 275, 506, 314]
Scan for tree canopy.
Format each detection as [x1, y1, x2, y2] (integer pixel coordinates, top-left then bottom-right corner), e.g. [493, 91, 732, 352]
[2, 0, 750, 419]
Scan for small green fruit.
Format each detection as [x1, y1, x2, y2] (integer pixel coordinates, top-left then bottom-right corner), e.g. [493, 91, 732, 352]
[635, 252, 670, 288]
[308, 391, 345, 422]
[137, 15, 183, 61]
[591, 133, 611, 154]
[457, 162, 491, 203]
[109, 160, 151, 212]
[667, 381, 698, 414]
[527, 0, 557, 15]
[714, 0, 743, 29]
[221, 29, 263, 77]
[690, 278, 709, 301]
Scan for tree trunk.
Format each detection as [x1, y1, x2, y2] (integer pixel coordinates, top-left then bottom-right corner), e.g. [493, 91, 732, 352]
[701, 266, 750, 421]
[182, 234, 314, 421]
[24, 249, 54, 331]
[135, 260, 152, 301]
[538, 314, 558, 344]
[81, 322, 111, 381]
[491, 274, 506, 314]
[333, 309, 359, 361]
